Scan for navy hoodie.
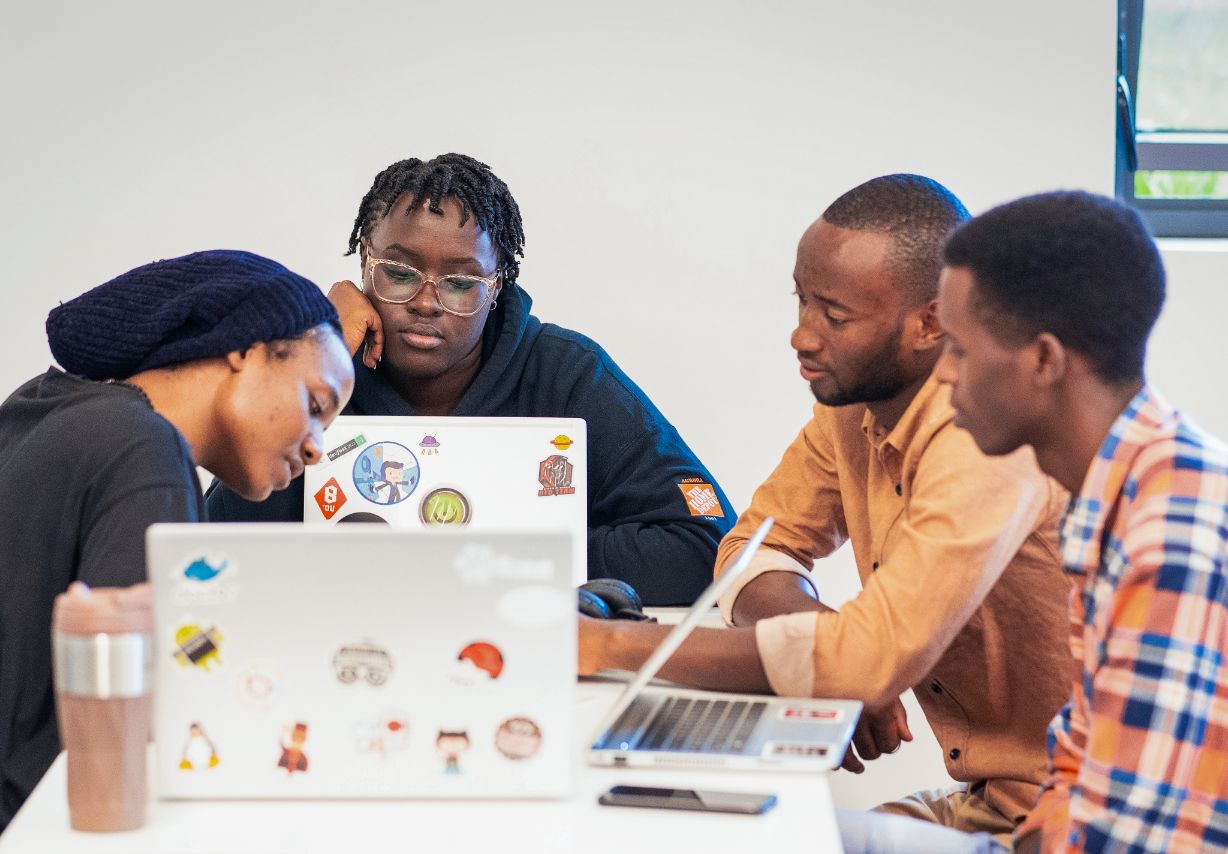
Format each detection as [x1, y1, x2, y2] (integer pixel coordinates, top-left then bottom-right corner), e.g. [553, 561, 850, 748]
[206, 285, 734, 605]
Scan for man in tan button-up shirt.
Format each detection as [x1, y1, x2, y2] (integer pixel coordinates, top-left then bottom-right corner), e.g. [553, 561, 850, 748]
[578, 175, 1072, 846]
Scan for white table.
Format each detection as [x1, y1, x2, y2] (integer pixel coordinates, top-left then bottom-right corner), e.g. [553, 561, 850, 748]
[0, 679, 843, 853]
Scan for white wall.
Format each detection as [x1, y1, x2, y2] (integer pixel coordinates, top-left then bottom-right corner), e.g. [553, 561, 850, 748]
[10, 0, 1215, 813]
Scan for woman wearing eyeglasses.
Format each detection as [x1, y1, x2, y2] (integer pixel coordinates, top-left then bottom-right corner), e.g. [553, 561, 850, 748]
[206, 153, 733, 606]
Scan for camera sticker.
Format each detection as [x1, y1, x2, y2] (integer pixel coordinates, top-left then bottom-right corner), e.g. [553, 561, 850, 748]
[353, 442, 420, 506]
[495, 717, 542, 761]
[332, 639, 393, 686]
[354, 711, 410, 757]
[178, 722, 220, 771]
[170, 622, 224, 672]
[277, 722, 310, 774]
[436, 729, 470, 775]
[450, 641, 504, 686]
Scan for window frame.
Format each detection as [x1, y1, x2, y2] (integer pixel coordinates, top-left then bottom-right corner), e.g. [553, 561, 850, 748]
[1116, 0, 1228, 238]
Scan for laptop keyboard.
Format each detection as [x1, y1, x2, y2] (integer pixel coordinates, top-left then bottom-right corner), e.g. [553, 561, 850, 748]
[596, 696, 767, 755]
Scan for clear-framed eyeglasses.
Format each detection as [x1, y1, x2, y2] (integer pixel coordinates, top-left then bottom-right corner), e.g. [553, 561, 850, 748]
[363, 242, 501, 317]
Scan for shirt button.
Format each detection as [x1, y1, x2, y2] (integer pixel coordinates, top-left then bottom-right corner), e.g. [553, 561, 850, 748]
[949, 748, 961, 760]
[894, 483, 902, 496]
[930, 682, 941, 694]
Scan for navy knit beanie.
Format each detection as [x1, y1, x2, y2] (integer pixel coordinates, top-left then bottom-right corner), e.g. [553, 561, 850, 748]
[46, 250, 340, 380]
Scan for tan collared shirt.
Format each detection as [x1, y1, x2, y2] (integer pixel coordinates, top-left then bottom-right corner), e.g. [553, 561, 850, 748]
[715, 374, 1072, 822]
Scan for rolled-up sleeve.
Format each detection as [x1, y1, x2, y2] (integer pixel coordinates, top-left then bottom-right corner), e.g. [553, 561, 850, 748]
[716, 409, 848, 620]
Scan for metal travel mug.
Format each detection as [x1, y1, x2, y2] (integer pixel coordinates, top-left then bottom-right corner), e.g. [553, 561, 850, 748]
[52, 581, 153, 832]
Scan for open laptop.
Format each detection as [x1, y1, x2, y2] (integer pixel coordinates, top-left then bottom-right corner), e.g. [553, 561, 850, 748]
[589, 518, 862, 771]
[302, 416, 587, 585]
[148, 524, 575, 799]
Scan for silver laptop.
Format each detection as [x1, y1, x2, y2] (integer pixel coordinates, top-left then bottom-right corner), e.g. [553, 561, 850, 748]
[303, 416, 587, 585]
[148, 524, 575, 799]
[589, 518, 861, 771]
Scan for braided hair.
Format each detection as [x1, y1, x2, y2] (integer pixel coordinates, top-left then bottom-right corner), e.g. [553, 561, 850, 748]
[346, 153, 525, 285]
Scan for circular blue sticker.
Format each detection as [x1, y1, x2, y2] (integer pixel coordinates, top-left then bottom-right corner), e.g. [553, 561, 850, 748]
[353, 442, 420, 506]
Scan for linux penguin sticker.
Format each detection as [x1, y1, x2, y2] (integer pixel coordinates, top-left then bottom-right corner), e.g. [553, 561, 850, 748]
[179, 722, 220, 770]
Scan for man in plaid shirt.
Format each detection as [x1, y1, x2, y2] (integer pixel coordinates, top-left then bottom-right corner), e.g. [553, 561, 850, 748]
[935, 191, 1228, 852]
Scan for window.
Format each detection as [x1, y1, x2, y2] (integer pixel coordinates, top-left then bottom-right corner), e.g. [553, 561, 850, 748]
[1116, 0, 1228, 237]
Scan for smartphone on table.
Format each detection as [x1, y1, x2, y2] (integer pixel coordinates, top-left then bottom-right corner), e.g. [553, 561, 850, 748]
[598, 785, 777, 815]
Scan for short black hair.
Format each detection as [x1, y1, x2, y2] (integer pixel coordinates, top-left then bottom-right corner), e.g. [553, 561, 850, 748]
[346, 153, 525, 284]
[943, 191, 1165, 384]
[821, 174, 970, 303]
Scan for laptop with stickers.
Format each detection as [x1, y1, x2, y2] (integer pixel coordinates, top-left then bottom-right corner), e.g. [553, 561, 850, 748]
[148, 524, 575, 799]
[589, 518, 862, 772]
[302, 416, 587, 585]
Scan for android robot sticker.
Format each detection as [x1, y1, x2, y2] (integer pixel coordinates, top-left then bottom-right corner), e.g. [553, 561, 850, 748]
[171, 623, 224, 671]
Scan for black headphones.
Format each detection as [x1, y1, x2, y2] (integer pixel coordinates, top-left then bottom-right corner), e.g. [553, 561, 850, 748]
[577, 579, 656, 622]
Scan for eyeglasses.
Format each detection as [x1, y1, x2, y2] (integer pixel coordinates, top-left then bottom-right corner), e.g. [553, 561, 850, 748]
[363, 243, 501, 317]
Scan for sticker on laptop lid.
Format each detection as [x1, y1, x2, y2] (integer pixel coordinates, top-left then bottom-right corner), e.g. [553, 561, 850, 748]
[235, 660, 282, 711]
[354, 442, 420, 505]
[495, 717, 542, 761]
[277, 722, 310, 774]
[436, 728, 470, 774]
[332, 639, 393, 686]
[450, 641, 504, 686]
[779, 706, 845, 723]
[178, 722, 220, 771]
[170, 552, 239, 605]
[418, 433, 441, 456]
[354, 711, 410, 756]
[549, 434, 573, 451]
[420, 487, 471, 526]
[335, 511, 389, 524]
[677, 479, 724, 517]
[313, 477, 348, 521]
[762, 741, 830, 759]
[537, 454, 576, 496]
[326, 433, 367, 463]
[170, 622, 224, 671]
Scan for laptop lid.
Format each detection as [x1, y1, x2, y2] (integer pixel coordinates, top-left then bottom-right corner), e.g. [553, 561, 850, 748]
[148, 524, 575, 799]
[302, 416, 587, 585]
[590, 517, 775, 738]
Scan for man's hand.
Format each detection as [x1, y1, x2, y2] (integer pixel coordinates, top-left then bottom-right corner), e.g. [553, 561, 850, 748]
[328, 280, 383, 369]
[839, 696, 913, 773]
[578, 615, 617, 676]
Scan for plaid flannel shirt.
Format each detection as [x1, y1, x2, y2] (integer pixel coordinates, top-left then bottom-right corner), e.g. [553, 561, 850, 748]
[1016, 387, 1228, 852]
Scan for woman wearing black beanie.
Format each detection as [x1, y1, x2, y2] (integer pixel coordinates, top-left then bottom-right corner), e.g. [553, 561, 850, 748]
[0, 249, 354, 830]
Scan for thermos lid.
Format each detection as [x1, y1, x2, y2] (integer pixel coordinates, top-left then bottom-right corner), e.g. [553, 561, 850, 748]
[53, 582, 153, 698]
[53, 582, 152, 635]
